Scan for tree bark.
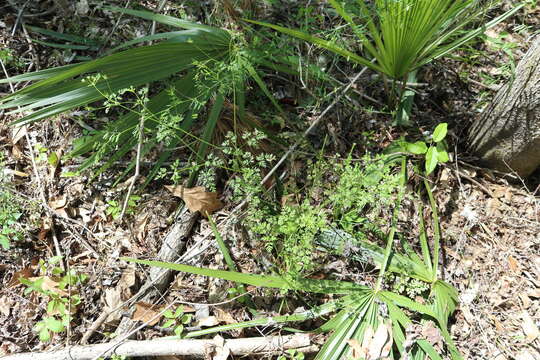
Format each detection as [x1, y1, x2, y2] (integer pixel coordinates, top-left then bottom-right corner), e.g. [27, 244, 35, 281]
[468, 35, 540, 177]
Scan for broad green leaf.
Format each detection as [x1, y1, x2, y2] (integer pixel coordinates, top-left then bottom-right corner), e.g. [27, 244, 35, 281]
[425, 146, 439, 175]
[314, 297, 376, 360]
[44, 317, 64, 332]
[432, 123, 448, 142]
[407, 141, 428, 155]
[436, 143, 449, 162]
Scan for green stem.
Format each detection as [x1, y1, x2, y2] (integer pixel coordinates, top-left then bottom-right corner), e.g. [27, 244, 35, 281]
[423, 178, 441, 282]
[207, 213, 256, 309]
[375, 156, 407, 292]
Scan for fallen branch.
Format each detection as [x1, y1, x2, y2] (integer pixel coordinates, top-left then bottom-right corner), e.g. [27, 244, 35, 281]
[3, 334, 315, 360]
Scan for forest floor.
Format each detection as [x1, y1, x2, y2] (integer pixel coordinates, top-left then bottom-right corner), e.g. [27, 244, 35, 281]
[0, 1, 539, 360]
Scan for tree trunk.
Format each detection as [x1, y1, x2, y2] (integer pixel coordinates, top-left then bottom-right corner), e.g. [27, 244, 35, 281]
[468, 35, 540, 177]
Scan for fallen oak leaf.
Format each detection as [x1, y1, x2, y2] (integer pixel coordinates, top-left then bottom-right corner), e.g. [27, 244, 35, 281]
[165, 185, 223, 215]
[132, 302, 166, 326]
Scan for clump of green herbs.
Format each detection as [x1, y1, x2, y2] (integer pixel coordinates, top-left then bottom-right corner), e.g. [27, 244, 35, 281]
[161, 306, 192, 338]
[20, 257, 87, 342]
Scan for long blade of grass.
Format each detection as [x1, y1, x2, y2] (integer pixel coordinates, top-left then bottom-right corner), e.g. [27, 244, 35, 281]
[245, 19, 384, 72]
[122, 257, 368, 294]
[105, 6, 227, 35]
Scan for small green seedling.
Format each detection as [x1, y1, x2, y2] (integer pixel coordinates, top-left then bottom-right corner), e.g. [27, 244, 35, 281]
[34, 316, 65, 342]
[20, 257, 87, 342]
[278, 349, 305, 360]
[161, 306, 192, 338]
[403, 123, 450, 175]
[106, 195, 140, 220]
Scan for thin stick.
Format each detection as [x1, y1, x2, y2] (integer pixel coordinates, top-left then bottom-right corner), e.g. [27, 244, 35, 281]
[118, 0, 163, 220]
[119, 108, 145, 220]
[3, 334, 314, 360]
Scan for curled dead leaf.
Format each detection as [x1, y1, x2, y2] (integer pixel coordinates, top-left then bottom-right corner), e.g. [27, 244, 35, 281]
[132, 302, 166, 326]
[8, 267, 34, 287]
[165, 185, 222, 215]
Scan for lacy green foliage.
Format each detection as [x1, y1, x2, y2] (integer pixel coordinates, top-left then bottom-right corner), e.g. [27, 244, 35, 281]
[20, 257, 87, 342]
[252, 201, 327, 279]
[327, 155, 402, 234]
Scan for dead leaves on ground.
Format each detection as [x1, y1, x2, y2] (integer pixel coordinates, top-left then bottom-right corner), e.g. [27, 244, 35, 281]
[165, 185, 222, 215]
[348, 320, 392, 360]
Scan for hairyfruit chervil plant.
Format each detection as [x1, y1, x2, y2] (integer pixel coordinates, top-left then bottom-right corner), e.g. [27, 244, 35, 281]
[0, 6, 298, 186]
[122, 154, 463, 360]
[248, 0, 524, 109]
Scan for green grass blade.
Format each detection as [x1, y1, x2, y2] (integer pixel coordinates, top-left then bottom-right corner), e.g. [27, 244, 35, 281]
[106, 6, 228, 35]
[244, 62, 283, 115]
[107, 30, 201, 52]
[25, 25, 102, 46]
[423, 178, 441, 281]
[122, 257, 292, 289]
[245, 19, 384, 72]
[417, 340, 444, 360]
[186, 92, 224, 186]
[380, 291, 437, 318]
[417, 197, 434, 274]
[122, 257, 368, 294]
[30, 39, 95, 50]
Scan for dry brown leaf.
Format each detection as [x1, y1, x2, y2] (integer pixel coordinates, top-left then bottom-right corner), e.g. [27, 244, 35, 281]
[11, 144, 24, 159]
[165, 185, 222, 214]
[508, 256, 520, 272]
[2, 168, 29, 177]
[369, 321, 392, 359]
[8, 266, 34, 287]
[421, 321, 443, 346]
[215, 308, 236, 324]
[132, 302, 166, 326]
[348, 321, 392, 360]
[522, 311, 539, 342]
[119, 265, 137, 291]
[103, 287, 123, 323]
[0, 296, 13, 316]
[528, 288, 540, 298]
[212, 335, 231, 360]
[11, 124, 27, 145]
[196, 315, 219, 327]
[49, 195, 67, 209]
[27, 276, 69, 297]
[347, 339, 363, 360]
